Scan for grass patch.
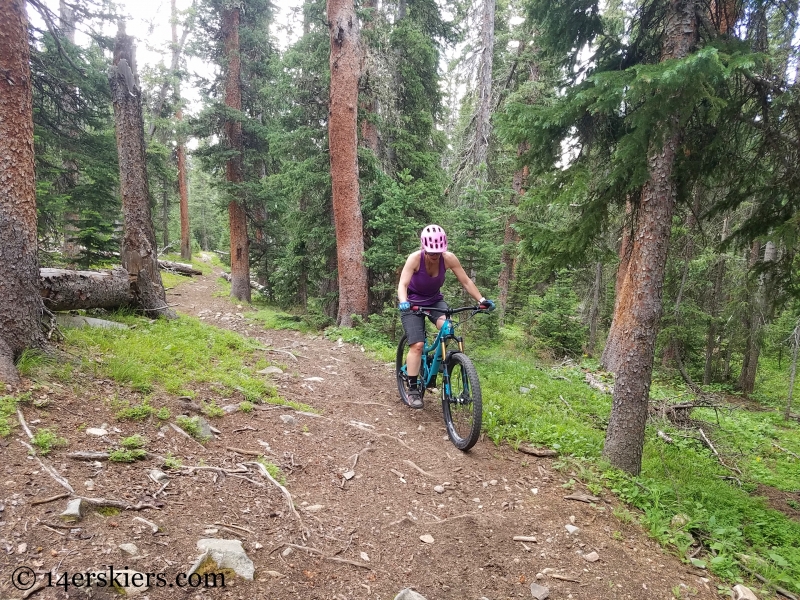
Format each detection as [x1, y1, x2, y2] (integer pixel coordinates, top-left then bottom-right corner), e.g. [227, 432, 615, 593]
[474, 340, 800, 593]
[201, 401, 224, 418]
[0, 394, 25, 437]
[239, 401, 254, 413]
[115, 399, 156, 421]
[161, 271, 193, 289]
[248, 306, 314, 333]
[163, 452, 182, 469]
[257, 456, 287, 485]
[16, 349, 55, 378]
[31, 428, 67, 455]
[120, 434, 147, 449]
[109, 448, 147, 462]
[62, 314, 276, 402]
[175, 415, 211, 442]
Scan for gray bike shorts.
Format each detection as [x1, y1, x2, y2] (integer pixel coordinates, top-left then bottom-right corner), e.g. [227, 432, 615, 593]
[400, 300, 449, 345]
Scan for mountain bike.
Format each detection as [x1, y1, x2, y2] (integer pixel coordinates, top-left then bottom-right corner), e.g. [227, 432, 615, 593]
[396, 304, 490, 451]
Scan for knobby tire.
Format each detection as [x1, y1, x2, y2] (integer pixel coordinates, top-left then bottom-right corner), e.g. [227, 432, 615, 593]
[442, 352, 482, 451]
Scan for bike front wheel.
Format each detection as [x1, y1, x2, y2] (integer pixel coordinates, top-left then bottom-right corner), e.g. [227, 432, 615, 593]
[441, 352, 482, 451]
[396, 334, 426, 405]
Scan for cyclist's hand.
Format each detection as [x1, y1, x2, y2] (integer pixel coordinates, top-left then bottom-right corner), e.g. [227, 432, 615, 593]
[399, 301, 411, 312]
[479, 298, 496, 311]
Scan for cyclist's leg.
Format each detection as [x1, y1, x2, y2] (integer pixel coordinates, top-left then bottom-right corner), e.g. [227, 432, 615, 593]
[400, 311, 426, 379]
[428, 300, 449, 330]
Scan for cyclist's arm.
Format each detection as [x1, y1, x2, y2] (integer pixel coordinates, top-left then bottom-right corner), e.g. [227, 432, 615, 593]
[444, 253, 484, 303]
[397, 252, 420, 303]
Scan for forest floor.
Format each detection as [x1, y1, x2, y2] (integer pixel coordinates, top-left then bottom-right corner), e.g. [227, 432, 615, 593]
[0, 263, 729, 600]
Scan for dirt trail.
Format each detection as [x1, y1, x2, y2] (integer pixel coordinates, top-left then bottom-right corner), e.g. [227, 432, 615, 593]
[0, 266, 721, 600]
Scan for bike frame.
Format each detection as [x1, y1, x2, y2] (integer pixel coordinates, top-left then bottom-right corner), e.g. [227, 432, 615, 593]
[404, 305, 478, 391]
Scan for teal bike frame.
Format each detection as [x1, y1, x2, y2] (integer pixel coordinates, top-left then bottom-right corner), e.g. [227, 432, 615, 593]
[400, 305, 475, 393]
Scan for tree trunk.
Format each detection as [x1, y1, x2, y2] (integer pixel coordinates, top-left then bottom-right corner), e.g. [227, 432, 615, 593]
[739, 240, 761, 393]
[40, 268, 133, 311]
[359, 0, 380, 155]
[327, 0, 369, 326]
[59, 0, 80, 260]
[222, 5, 251, 302]
[602, 0, 697, 475]
[601, 197, 634, 372]
[474, 0, 495, 175]
[177, 128, 190, 260]
[498, 159, 527, 324]
[586, 261, 603, 357]
[110, 24, 175, 319]
[786, 323, 799, 420]
[174, 0, 191, 262]
[703, 216, 729, 384]
[0, 0, 45, 384]
[161, 186, 170, 249]
[739, 240, 775, 394]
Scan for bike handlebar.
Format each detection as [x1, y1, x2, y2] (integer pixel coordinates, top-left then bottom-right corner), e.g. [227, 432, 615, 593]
[409, 304, 489, 315]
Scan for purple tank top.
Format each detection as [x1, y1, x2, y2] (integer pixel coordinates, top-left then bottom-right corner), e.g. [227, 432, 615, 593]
[408, 251, 445, 305]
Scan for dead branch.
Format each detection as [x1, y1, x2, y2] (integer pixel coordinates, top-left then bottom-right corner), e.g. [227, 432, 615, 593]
[404, 459, 435, 478]
[698, 428, 742, 476]
[31, 493, 70, 506]
[772, 443, 800, 460]
[738, 561, 798, 600]
[584, 372, 613, 394]
[226, 446, 265, 457]
[214, 522, 254, 534]
[16, 408, 34, 439]
[658, 431, 674, 444]
[348, 421, 413, 450]
[246, 461, 305, 527]
[264, 347, 298, 361]
[280, 543, 372, 570]
[80, 497, 160, 511]
[517, 445, 559, 457]
[181, 464, 249, 474]
[18, 440, 74, 493]
[349, 446, 373, 470]
[133, 516, 159, 533]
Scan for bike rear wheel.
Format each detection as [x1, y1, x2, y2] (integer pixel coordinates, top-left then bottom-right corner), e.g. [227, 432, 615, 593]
[396, 334, 426, 406]
[441, 352, 482, 451]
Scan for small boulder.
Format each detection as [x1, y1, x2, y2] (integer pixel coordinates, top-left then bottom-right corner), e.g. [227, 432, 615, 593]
[582, 551, 600, 562]
[530, 582, 550, 599]
[394, 589, 428, 600]
[193, 539, 255, 580]
[280, 415, 298, 425]
[85, 428, 108, 436]
[733, 585, 759, 600]
[119, 543, 140, 556]
[419, 534, 434, 544]
[59, 498, 87, 522]
[565, 524, 580, 534]
[259, 366, 283, 376]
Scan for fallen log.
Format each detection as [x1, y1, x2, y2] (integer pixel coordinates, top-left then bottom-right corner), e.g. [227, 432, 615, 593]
[158, 260, 202, 276]
[220, 271, 266, 294]
[40, 267, 132, 311]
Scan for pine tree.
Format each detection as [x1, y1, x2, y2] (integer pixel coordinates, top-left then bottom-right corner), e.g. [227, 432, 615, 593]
[0, 0, 45, 383]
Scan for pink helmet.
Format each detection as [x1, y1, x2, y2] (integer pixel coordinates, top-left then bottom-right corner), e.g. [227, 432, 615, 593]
[421, 224, 448, 253]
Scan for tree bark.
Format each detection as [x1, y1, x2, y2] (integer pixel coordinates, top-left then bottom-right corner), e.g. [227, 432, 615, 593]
[174, 0, 191, 262]
[739, 240, 775, 394]
[786, 323, 799, 420]
[602, 0, 697, 475]
[40, 268, 133, 311]
[703, 216, 729, 384]
[110, 24, 175, 319]
[474, 0, 496, 175]
[0, 0, 45, 384]
[358, 0, 380, 155]
[222, 5, 251, 302]
[327, 0, 369, 326]
[498, 158, 527, 324]
[586, 261, 603, 357]
[600, 196, 634, 372]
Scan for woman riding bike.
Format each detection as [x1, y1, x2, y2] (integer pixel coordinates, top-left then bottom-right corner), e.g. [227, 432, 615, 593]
[397, 224, 494, 409]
